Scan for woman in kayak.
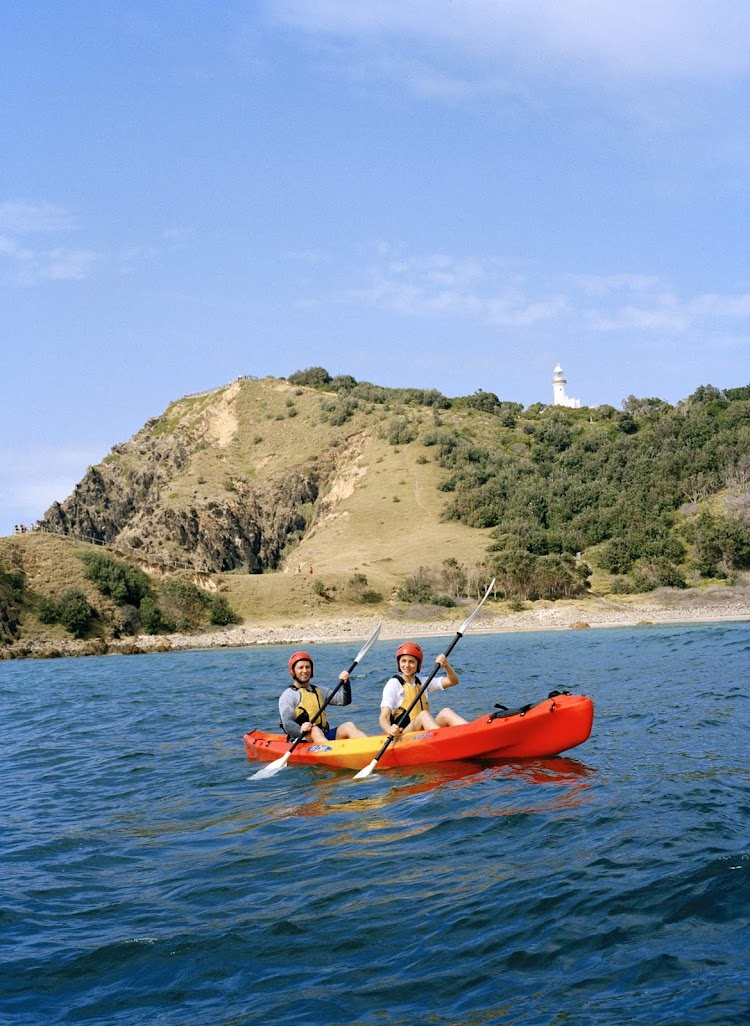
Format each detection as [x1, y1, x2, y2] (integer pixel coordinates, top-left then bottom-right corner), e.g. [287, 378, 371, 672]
[379, 642, 467, 739]
[279, 651, 368, 744]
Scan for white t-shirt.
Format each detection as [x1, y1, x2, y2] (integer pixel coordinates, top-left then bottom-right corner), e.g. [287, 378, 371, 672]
[381, 675, 446, 711]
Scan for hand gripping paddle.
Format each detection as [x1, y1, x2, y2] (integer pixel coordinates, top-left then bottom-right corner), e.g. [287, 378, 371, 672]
[353, 580, 495, 780]
[251, 621, 382, 780]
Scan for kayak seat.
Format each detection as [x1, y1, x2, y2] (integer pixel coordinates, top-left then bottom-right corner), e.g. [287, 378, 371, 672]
[489, 702, 534, 721]
[488, 689, 572, 720]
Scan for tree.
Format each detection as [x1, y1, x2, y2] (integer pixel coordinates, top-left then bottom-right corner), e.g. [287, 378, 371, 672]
[490, 549, 537, 601]
[466, 390, 500, 413]
[440, 558, 467, 598]
[398, 566, 437, 603]
[288, 367, 332, 388]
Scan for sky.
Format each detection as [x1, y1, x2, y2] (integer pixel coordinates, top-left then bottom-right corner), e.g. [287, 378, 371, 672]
[1, 1, 748, 535]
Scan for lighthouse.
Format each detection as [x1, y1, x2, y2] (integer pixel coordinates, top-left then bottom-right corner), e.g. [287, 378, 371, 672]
[552, 365, 580, 408]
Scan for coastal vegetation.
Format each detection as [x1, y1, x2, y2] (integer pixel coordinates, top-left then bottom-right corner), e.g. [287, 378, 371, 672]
[286, 371, 750, 601]
[2, 373, 749, 656]
[0, 537, 239, 654]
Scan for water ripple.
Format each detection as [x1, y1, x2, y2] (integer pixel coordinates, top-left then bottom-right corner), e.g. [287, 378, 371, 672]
[2, 624, 749, 1025]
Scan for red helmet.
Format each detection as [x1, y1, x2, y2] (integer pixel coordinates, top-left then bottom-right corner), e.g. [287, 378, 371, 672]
[396, 642, 423, 671]
[288, 651, 314, 679]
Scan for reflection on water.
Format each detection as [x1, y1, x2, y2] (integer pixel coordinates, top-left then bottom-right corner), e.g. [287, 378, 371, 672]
[4, 624, 748, 1026]
[263, 756, 597, 830]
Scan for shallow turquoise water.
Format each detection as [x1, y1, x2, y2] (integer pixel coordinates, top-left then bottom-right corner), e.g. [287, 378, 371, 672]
[2, 623, 749, 1025]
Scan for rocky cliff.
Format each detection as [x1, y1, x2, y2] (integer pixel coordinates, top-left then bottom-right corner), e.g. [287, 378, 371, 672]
[40, 378, 343, 573]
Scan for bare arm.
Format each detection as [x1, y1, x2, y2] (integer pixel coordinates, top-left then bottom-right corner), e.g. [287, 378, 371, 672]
[379, 705, 403, 737]
[326, 670, 352, 706]
[436, 654, 459, 688]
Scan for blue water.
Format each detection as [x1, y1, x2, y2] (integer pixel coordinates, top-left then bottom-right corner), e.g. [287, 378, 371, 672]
[2, 622, 749, 1026]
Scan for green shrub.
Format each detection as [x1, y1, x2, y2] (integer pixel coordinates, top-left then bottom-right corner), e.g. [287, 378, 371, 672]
[139, 596, 167, 634]
[345, 573, 383, 605]
[57, 590, 93, 638]
[208, 595, 240, 626]
[386, 417, 416, 445]
[158, 579, 209, 630]
[37, 596, 60, 624]
[465, 390, 500, 413]
[398, 566, 436, 603]
[288, 366, 332, 388]
[320, 398, 357, 425]
[80, 551, 150, 606]
[311, 579, 333, 601]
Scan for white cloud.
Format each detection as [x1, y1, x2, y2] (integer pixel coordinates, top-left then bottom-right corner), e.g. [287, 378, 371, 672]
[0, 201, 76, 233]
[589, 302, 689, 333]
[339, 250, 566, 326]
[5, 247, 100, 286]
[571, 273, 663, 297]
[587, 288, 750, 333]
[0, 199, 100, 286]
[269, 0, 750, 84]
[332, 246, 750, 341]
[688, 292, 750, 318]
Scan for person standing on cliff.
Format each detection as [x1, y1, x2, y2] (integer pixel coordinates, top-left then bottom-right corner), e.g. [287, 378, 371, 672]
[279, 651, 367, 743]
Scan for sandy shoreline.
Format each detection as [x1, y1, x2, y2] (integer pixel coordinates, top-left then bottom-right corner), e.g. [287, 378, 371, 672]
[160, 591, 750, 651]
[4, 587, 749, 659]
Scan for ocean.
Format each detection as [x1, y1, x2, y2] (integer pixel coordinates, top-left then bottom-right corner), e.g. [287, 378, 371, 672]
[2, 622, 748, 1025]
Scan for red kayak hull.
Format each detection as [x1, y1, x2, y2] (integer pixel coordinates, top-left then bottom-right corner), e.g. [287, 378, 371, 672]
[244, 693, 594, 771]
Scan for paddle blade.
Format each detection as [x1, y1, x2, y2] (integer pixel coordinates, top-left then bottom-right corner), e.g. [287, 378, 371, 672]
[353, 759, 379, 780]
[351, 621, 382, 669]
[250, 751, 291, 780]
[458, 577, 496, 634]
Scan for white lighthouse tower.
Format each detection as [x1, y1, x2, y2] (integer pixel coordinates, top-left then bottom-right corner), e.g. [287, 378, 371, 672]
[552, 364, 580, 408]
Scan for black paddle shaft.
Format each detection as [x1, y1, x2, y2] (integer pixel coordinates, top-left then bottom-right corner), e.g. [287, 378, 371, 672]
[286, 654, 360, 753]
[374, 631, 463, 762]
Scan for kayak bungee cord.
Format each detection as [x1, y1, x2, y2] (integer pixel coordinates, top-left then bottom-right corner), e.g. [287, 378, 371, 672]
[352, 579, 495, 780]
[250, 621, 382, 780]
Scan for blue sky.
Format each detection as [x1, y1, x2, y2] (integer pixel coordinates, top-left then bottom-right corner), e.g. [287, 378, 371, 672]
[2, 1, 748, 534]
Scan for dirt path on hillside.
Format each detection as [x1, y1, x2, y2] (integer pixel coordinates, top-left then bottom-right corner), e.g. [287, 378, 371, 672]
[412, 467, 433, 520]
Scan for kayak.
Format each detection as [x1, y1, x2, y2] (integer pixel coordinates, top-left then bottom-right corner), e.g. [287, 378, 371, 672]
[244, 692, 594, 772]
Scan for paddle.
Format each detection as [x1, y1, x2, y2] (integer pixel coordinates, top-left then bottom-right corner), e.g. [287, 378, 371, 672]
[250, 621, 382, 779]
[353, 579, 496, 780]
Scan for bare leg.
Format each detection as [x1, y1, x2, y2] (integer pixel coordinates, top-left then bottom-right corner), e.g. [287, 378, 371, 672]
[405, 709, 441, 732]
[335, 721, 367, 739]
[436, 707, 467, 727]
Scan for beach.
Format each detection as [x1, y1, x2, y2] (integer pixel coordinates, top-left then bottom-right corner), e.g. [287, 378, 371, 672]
[158, 585, 750, 650]
[5, 584, 748, 659]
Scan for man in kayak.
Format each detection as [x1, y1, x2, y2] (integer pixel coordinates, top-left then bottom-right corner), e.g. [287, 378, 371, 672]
[379, 642, 467, 738]
[280, 651, 368, 743]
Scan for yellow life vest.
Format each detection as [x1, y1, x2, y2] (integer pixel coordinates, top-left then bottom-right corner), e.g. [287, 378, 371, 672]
[293, 685, 329, 730]
[392, 675, 428, 726]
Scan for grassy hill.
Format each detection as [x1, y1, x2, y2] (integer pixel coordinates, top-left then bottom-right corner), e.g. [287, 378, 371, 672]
[2, 372, 749, 655]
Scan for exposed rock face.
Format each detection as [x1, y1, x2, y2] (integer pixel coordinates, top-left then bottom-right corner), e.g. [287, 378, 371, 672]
[39, 392, 325, 573]
[114, 471, 319, 572]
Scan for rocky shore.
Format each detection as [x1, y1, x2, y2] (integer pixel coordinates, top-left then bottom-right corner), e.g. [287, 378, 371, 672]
[3, 585, 750, 660]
